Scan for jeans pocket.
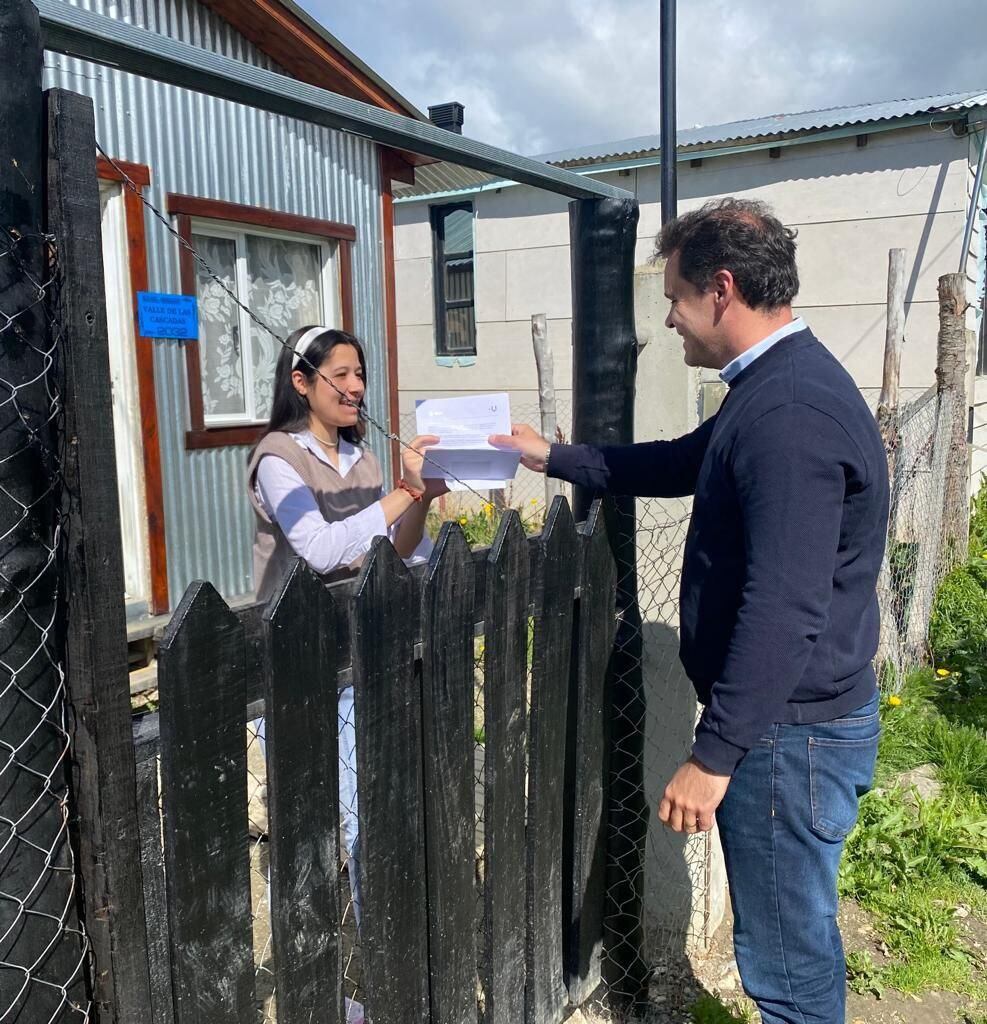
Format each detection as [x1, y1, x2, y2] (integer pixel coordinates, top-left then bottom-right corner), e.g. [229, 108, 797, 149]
[808, 734, 878, 840]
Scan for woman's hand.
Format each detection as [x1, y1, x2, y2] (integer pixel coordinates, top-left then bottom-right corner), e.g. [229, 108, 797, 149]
[401, 434, 439, 493]
[423, 477, 449, 502]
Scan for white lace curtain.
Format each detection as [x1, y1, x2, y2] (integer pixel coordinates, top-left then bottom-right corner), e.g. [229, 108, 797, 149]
[194, 230, 328, 423]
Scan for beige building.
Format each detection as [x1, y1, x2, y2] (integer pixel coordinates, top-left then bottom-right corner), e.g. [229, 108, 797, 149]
[393, 91, 987, 493]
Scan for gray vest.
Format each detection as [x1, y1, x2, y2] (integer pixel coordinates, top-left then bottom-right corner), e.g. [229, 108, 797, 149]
[247, 431, 383, 602]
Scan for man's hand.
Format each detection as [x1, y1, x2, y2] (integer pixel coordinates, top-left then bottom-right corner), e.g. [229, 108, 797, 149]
[658, 756, 731, 833]
[489, 423, 552, 473]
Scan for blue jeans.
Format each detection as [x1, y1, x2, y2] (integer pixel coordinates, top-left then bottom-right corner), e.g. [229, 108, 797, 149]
[716, 695, 879, 1024]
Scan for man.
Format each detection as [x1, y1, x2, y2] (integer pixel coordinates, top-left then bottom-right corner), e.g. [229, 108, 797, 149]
[491, 198, 889, 1024]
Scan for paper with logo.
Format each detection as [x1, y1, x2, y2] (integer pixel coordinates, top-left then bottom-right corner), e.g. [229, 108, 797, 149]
[415, 393, 521, 491]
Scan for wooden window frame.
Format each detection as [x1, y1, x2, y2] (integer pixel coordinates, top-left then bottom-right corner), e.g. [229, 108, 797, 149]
[430, 202, 477, 357]
[96, 157, 170, 614]
[166, 194, 357, 450]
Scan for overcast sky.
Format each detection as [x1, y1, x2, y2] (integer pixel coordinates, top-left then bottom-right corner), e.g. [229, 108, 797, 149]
[297, 0, 985, 156]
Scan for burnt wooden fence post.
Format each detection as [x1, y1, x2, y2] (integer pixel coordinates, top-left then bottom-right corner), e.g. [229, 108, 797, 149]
[265, 561, 344, 1024]
[568, 197, 649, 1004]
[420, 523, 477, 1024]
[352, 539, 430, 1022]
[564, 500, 617, 1004]
[46, 84, 154, 1022]
[0, 3, 88, 1016]
[481, 512, 529, 1024]
[158, 583, 254, 1024]
[526, 497, 577, 1023]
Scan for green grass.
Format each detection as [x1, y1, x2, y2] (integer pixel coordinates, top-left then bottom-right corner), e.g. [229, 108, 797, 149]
[838, 665, 987, 997]
[688, 994, 755, 1024]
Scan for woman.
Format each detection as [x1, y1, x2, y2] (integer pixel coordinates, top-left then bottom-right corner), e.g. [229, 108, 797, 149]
[247, 324, 444, 926]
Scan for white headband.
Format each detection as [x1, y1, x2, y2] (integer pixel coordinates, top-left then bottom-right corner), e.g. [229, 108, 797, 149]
[292, 326, 330, 369]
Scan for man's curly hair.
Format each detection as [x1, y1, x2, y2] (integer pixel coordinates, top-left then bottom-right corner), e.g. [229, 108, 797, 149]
[655, 198, 799, 310]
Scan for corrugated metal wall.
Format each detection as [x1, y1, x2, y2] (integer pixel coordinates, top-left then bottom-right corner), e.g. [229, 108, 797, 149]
[44, 0, 390, 605]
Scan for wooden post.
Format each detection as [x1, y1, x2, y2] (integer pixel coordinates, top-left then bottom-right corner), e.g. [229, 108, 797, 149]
[877, 248, 907, 473]
[874, 249, 907, 674]
[937, 273, 971, 558]
[526, 497, 577, 1024]
[0, 4, 88, 1018]
[532, 314, 562, 507]
[46, 87, 153, 1021]
[568, 197, 648, 1006]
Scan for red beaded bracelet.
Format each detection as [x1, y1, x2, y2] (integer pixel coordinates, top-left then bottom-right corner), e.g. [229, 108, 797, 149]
[397, 479, 424, 502]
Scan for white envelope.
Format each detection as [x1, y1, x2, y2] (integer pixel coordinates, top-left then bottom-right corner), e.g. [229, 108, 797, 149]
[415, 393, 521, 490]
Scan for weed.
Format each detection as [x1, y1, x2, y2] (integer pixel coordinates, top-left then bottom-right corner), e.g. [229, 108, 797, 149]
[688, 994, 755, 1024]
[846, 950, 884, 998]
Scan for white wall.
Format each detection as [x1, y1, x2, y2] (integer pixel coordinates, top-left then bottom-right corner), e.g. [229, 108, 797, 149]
[394, 121, 972, 431]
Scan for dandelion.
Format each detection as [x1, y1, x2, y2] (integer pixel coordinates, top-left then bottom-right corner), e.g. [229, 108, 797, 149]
[530, 499, 539, 506]
[887, 694, 903, 707]
[482, 502, 493, 516]
[936, 668, 950, 678]
[459, 515, 468, 525]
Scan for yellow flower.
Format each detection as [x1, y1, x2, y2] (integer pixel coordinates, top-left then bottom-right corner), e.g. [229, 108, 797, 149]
[887, 694, 903, 707]
[482, 502, 493, 515]
[530, 499, 539, 506]
[936, 668, 950, 678]
[459, 515, 468, 525]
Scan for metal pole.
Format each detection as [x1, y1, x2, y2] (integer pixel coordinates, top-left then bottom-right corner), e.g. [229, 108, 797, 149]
[659, 0, 678, 224]
[958, 125, 987, 274]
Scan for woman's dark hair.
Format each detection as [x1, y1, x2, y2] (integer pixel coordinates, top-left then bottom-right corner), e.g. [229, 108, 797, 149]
[655, 198, 799, 310]
[258, 326, 368, 447]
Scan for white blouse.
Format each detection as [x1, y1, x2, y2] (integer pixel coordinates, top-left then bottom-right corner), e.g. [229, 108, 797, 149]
[254, 431, 432, 574]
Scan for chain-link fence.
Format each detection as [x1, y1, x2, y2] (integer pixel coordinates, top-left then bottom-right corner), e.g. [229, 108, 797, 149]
[0, 228, 92, 1020]
[877, 386, 966, 691]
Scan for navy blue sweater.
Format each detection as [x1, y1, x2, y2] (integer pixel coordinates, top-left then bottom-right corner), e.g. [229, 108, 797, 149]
[548, 328, 889, 774]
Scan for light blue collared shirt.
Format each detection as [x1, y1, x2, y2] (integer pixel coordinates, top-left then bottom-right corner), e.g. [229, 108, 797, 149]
[718, 317, 806, 385]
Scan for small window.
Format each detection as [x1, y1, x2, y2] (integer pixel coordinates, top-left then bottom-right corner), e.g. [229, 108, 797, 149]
[431, 203, 476, 356]
[191, 222, 338, 425]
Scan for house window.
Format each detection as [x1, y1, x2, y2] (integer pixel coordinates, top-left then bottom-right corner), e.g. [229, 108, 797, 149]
[191, 223, 338, 425]
[431, 203, 476, 356]
[168, 194, 357, 449]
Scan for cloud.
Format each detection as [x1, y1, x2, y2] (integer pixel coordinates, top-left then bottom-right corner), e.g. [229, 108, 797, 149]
[300, 0, 986, 154]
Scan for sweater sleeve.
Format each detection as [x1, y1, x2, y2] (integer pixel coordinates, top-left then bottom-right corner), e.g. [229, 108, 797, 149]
[692, 403, 851, 774]
[546, 414, 718, 497]
[255, 455, 389, 574]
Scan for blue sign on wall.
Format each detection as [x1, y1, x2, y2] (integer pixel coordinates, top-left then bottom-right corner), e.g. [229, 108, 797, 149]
[137, 291, 199, 340]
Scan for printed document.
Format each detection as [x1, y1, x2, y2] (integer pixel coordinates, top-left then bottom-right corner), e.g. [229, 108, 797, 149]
[415, 393, 521, 491]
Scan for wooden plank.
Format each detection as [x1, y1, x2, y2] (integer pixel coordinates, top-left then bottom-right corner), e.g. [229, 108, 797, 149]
[351, 539, 430, 1023]
[564, 501, 617, 1005]
[158, 582, 254, 1024]
[526, 498, 578, 1024]
[481, 512, 529, 1024]
[264, 561, 344, 1024]
[420, 524, 477, 1024]
[134, 759, 176, 1024]
[165, 192, 357, 241]
[44, 85, 153, 1022]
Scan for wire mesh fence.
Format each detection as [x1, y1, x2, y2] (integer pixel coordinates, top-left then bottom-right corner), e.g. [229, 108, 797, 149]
[0, 228, 92, 1019]
[877, 386, 966, 691]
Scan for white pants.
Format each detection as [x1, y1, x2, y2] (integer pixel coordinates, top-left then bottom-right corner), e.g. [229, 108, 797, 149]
[254, 685, 362, 926]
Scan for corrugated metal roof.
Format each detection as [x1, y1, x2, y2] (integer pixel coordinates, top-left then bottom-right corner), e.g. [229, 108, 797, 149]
[396, 89, 987, 200]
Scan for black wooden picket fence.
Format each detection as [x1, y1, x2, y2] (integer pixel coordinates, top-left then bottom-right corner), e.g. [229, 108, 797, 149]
[1, 61, 636, 1021]
[129, 499, 616, 1024]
